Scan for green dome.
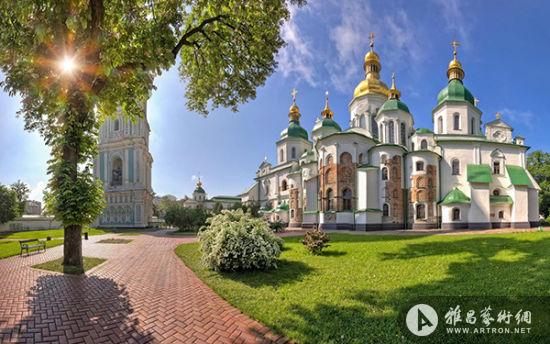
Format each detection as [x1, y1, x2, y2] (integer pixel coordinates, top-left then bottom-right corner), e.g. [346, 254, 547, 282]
[281, 121, 308, 140]
[194, 186, 205, 193]
[415, 128, 433, 134]
[437, 78, 475, 106]
[314, 118, 342, 132]
[379, 99, 410, 113]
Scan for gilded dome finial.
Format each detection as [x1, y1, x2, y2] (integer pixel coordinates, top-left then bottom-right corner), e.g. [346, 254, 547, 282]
[495, 111, 502, 120]
[353, 32, 389, 99]
[321, 90, 334, 119]
[288, 87, 301, 122]
[369, 32, 375, 51]
[447, 40, 465, 81]
[388, 72, 401, 100]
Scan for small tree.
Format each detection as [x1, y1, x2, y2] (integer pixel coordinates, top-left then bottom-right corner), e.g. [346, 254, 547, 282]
[0, 184, 19, 224]
[302, 229, 330, 255]
[10, 180, 30, 216]
[164, 204, 207, 232]
[212, 201, 224, 214]
[527, 150, 550, 219]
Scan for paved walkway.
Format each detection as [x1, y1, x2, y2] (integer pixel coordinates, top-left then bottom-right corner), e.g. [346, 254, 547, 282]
[0, 232, 286, 344]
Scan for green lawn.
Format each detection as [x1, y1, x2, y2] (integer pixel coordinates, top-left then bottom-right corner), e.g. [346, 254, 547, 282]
[0, 227, 111, 240]
[0, 239, 64, 259]
[176, 232, 550, 343]
[32, 256, 106, 275]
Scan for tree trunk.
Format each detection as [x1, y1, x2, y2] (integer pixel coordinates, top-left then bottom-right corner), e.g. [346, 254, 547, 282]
[63, 224, 83, 267]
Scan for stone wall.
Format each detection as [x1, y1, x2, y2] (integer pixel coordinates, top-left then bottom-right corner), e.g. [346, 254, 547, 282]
[384, 155, 404, 223]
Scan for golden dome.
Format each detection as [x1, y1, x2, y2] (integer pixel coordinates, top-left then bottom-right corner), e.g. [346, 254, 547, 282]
[353, 32, 389, 99]
[447, 40, 465, 81]
[387, 72, 401, 100]
[288, 88, 301, 121]
[321, 91, 334, 119]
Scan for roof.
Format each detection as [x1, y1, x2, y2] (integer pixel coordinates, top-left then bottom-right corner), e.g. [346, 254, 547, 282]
[194, 186, 205, 193]
[506, 165, 532, 187]
[437, 78, 475, 106]
[379, 98, 410, 113]
[467, 164, 492, 183]
[490, 195, 513, 204]
[313, 118, 342, 132]
[281, 121, 308, 140]
[440, 187, 471, 205]
[211, 196, 241, 201]
[415, 128, 433, 135]
[486, 117, 512, 129]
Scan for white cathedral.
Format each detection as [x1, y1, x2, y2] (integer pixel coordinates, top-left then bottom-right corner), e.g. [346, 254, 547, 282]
[242, 39, 540, 230]
[92, 105, 154, 228]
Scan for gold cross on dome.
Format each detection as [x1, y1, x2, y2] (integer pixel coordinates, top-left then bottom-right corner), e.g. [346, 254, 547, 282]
[451, 40, 460, 57]
[369, 32, 375, 49]
[291, 88, 298, 103]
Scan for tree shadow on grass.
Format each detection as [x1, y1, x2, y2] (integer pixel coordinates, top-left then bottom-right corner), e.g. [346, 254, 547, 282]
[277, 235, 550, 344]
[220, 259, 315, 288]
[0, 275, 154, 343]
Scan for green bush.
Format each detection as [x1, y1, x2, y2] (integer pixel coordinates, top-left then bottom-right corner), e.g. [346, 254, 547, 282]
[302, 229, 330, 254]
[164, 204, 207, 231]
[0, 184, 19, 224]
[269, 220, 285, 232]
[198, 209, 284, 271]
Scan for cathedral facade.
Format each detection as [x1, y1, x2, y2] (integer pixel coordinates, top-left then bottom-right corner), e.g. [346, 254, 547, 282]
[243, 40, 540, 230]
[93, 106, 154, 228]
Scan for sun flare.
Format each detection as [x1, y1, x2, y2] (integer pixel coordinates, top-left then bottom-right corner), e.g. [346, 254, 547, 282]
[59, 56, 76, 74]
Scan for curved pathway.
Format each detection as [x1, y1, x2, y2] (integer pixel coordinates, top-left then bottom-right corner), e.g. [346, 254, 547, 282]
[0, 231, 286, 343]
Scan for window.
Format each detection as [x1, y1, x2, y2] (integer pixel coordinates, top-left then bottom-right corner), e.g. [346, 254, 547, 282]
[416, 204, 426, 220]
[279, 149, 284, 163]
[411, 142, 415, 151]
[453, 113, 460, 130]
[372, 117, 378, 139]
[340, 152, 352, 164]
[452, 159, 460, 175]
[379, 124, 383, 140]
[111, 157, 123, 186]
[400, 123, 406, 145]
[342, 188, 352, 211]
[493, 161, 501, 175]
[382, 203, 389, 216]
[452, 208, 460, 221]
[416, 161, 425, 171]
[326, 188, 334, 211]
[389, 121, 395, 143]
[114, 119, 120, 131]
[438, 117, 443, 133]
[281, 180, 288, 191]
[381, 167, 388, 180]
[470, 117, 475, 134]
[420, 139, 428, 150]
[498, 211, 504, 219]
[358, 153, 364, 164]
[493, 189, 500, 196]
[291, 147, 296, 159]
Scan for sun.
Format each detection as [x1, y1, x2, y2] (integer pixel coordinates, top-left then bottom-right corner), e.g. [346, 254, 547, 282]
[59, 56, 77, 74]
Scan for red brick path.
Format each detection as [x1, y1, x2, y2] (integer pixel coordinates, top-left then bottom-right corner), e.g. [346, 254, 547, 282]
[0, 232, 287, 343]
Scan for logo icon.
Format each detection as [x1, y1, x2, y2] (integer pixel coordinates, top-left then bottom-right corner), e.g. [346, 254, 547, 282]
[406, 304, 438, 336]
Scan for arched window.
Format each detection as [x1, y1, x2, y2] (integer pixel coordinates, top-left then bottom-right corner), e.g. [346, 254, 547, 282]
[381, 167, 388, 180]
[358, 153, 364, 165]
[114, 119, 120, 131]
[452, 208, 461, 221]
[111, 157, 123, 186]
[438, 117, 443, 133]
[382, 203, 389, 217]
[498, 210, 504, 219]
[470, 117, 475, 134]
[453, 113, 460, 130]
[279, 149, 284, 163]
[379, 124, 383, 140]
[400, 123, 406, 145]
[372, 117, 378, 139]
[326, 188, 334, 211]
[420, 139, 428, 150]
[281, 180, 288, 191]
[291, 147, 296, 159]
[388, 121, 395, 143]
[342, 188, 352, 211]
[416, 161, 425, 171]
[493, 189, 500, 196]
[340, 152, 352, 164]
[326, 154, 333, 166]
[451, 159, 460, 175]
[493, 161, 501, 175]
[416, 204, 426, 220]
[411, 142, 415, 151]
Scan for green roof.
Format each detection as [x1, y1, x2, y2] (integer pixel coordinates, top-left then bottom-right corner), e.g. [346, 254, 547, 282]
[437, 79, 475, 106]
[211, 196, 241, 201]
[194, 186, 205, 193]
[281, 120, 308, 140]
[490, 195, 513, 204]
[467, 164, 492, 183]
[415, 128, 433, 134]
[275, 203, 289, 211]
[314, 118, 342, 132]
[506, 165, 532, 187]
[379, 99, 410, 113]
[440, 187, 471, 205]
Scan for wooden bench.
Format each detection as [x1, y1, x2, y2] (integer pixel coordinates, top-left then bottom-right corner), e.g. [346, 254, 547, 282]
[19, 239, 46, 256]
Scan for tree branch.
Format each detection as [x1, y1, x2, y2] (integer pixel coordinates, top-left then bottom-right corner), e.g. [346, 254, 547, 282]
[172, 14, 229, 58]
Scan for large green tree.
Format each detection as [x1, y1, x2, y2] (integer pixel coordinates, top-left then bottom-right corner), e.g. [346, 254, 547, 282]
[527, 150, 550, 219]
[10, 180, 30, 216]
[0, 184, 19, 224]
[0, 0, 304, 270]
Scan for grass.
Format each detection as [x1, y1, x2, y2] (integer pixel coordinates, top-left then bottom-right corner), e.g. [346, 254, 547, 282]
[176, 232, 550, 343]
[0, 239, 64, 259]
[97, 238, 132, 244]
[32, 256, 106, 275]
[0, 227, 111, 240]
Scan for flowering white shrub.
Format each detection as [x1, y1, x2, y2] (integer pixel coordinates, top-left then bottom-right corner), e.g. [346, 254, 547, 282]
[198, 209, 284, 271]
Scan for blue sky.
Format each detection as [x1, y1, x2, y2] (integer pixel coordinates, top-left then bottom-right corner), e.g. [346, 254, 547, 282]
[1, 0, 549, 201]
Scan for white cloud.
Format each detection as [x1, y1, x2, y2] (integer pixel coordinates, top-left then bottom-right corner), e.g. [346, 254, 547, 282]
[433, 0, 472, 48]
[28, 180, 47, 203]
